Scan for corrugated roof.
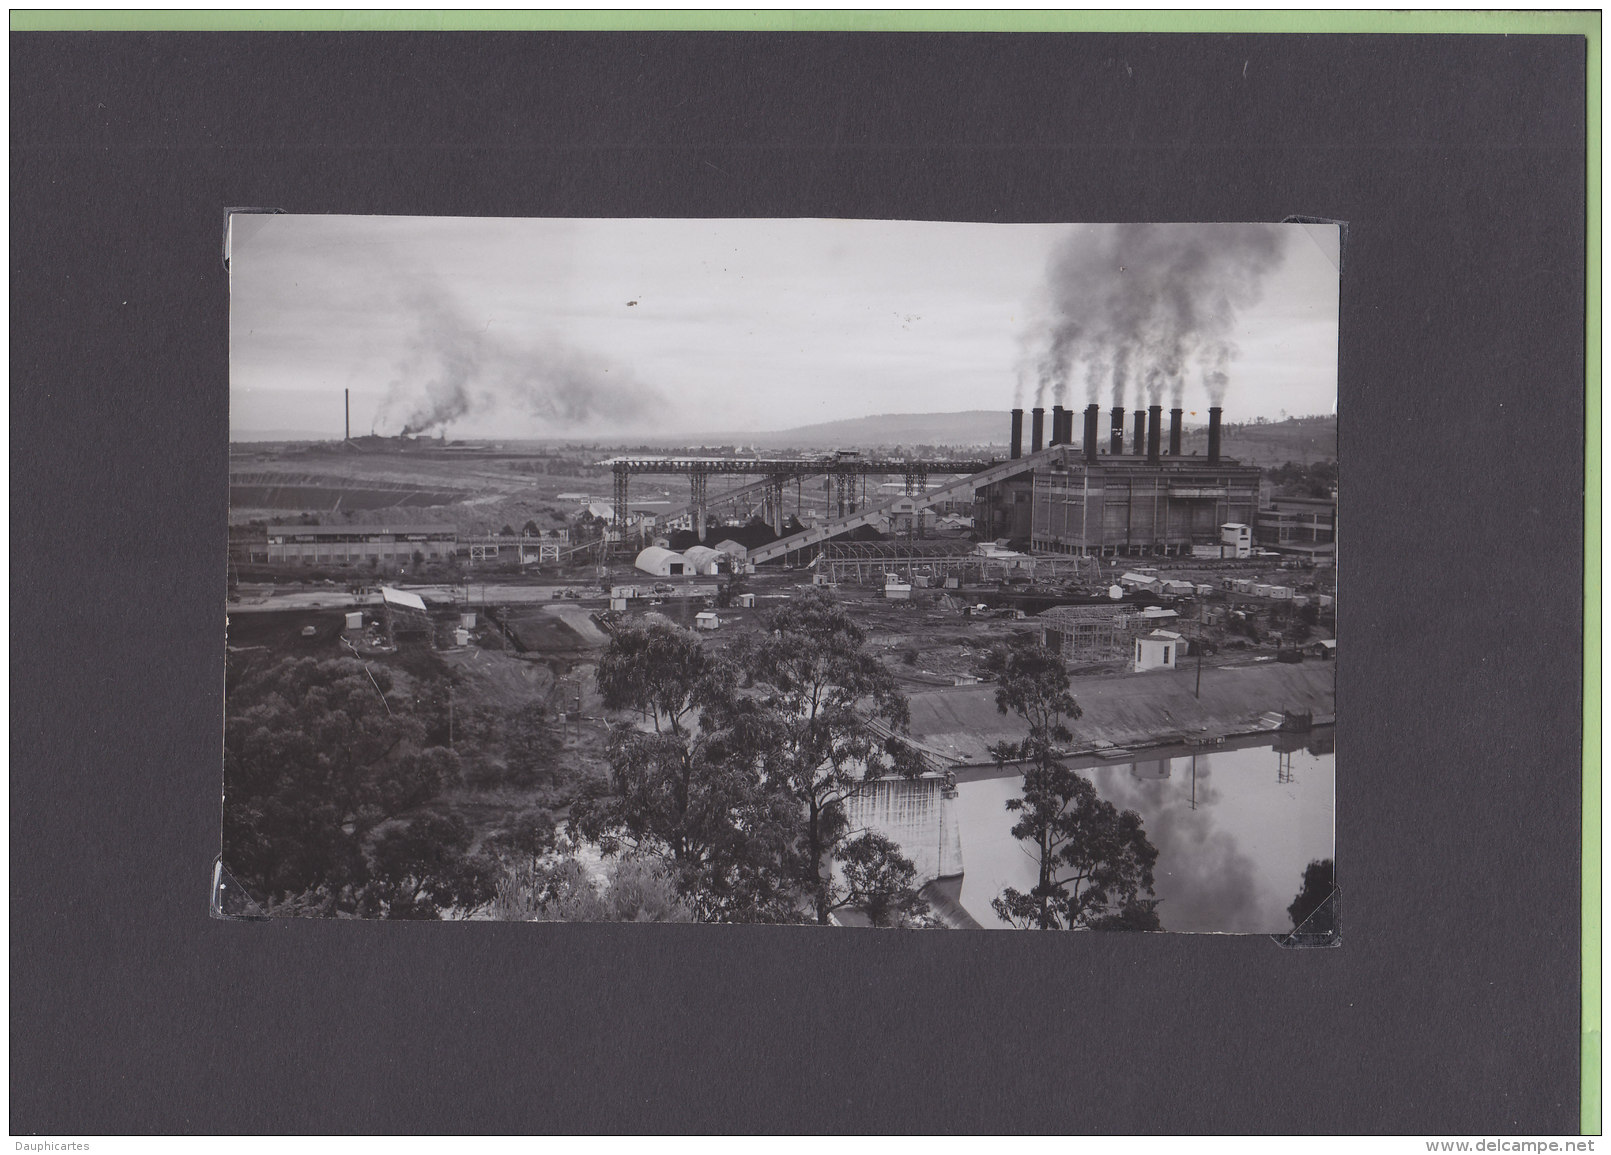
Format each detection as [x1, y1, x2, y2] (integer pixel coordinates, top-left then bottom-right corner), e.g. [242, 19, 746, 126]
[380, 586, 428, 613]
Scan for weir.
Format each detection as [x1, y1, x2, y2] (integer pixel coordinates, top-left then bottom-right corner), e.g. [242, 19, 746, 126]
[841, 774, 964, 885]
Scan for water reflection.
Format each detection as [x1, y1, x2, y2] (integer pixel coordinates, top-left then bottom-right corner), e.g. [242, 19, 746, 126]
[955, 740, 1335, 933]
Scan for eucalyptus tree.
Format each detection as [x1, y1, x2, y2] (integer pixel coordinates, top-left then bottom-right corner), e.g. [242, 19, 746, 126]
[985, 636, 1160, 931]
[745, 588, 928, 924]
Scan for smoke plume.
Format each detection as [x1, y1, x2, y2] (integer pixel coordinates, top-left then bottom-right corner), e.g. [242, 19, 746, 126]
[1020, 224, 1287, 411]
[376, 287, 667, 435]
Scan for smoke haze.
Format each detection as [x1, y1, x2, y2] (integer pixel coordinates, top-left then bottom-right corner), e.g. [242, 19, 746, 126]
[376, 288, 667, 435]
[1023, 224, 1289, 410]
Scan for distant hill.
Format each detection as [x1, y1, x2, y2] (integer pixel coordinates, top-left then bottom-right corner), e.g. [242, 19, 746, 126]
[231, 429, 340, 443]
[731, 410, 1012, 450]
[1188, 415, 1337, 468]
[231, 410, 1337, 465]
[719, 409, 1336, 463]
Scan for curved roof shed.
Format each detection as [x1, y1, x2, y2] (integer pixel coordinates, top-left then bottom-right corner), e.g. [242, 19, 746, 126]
[634, 546, 688, 576]
[681, 545, 725, 574]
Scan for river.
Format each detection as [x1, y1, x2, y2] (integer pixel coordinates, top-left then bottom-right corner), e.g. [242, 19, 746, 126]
[954, 737, 1335, 933]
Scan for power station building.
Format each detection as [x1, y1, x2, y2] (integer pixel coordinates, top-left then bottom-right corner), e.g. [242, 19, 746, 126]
[977, 403, 1262, 558]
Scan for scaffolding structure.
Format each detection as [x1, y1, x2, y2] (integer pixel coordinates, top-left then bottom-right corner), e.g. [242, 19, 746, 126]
[819, 540, 981, 585]
[1037, 605, 1142, 662]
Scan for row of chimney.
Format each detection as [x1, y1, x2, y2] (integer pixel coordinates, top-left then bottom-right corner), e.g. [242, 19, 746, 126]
[1009, 404, 1222, 465]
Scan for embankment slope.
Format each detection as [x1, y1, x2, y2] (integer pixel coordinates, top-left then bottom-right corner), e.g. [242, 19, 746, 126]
[907, 661, 1334, 765]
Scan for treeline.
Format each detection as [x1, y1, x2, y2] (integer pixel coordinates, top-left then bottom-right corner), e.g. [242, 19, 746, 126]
[563, 591, 934, 925]
[1264, 459, 1339, 498]
[223, 589, 1164, 928]
[222, 648, 568, 918]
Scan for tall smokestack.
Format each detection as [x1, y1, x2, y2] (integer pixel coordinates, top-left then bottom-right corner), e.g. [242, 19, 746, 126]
[345, 389, 350, 441]
[1147, 405, 1162, 464]
[1169, 407, 1183, 455]
[1031, 407, 1045, 453]
[1050, 404, 1065, 446]
[1083, 404, 1100, 465]
[1010, 408, 1024, 459]
[1132, 409, 1146, 456]
[1208, 406, 1223, 464]
[1110, 407, 1125, 455]
[1063, 408, 1076, 445]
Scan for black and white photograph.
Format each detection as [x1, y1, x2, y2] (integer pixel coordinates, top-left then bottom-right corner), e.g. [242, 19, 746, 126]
[224, 215, 1340, 931]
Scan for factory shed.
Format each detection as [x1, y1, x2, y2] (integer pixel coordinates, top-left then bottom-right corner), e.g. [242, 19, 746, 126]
[1306, 638, 1337, 659]
[694, 611, 721, 631]
[714, 539, 747, 557]
[634, 546, 688, 576]
[681, 545, 725, 574]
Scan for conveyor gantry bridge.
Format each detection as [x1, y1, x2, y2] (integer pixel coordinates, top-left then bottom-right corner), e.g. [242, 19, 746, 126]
[602, 455, 994, 541]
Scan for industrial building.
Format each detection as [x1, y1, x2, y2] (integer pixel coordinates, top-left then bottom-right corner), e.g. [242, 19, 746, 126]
[634, 546, 689, 576]
[1255, 495, 1337, 559]
[679, 545, 727, 575]
[975, 404, 1262, 557]
[255, 524, 457, 566]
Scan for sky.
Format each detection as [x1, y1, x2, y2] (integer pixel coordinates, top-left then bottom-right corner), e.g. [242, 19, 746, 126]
[229, 216, 1340, 440]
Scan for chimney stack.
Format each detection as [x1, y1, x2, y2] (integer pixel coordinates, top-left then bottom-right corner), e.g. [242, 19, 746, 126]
[1031, 407, 1045, 453]
[1064, 408, 1076, 445]
[1110, 406, 1126, 455]
[1169, 407, 1183, 455]
[1132, 409, 1146, 456]
[1208, 406, 1223, 464]
[345, 389, 350, 441]
[1050, 404, 1065, 446]
[1083, 404, 1100, 465]
[1147, 404, 1162, 464]
[1010, 408, 1024, 459]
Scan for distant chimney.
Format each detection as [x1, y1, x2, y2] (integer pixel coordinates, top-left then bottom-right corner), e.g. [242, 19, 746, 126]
[1083, 404, 1100, 465]
[345, 389, 350, 441]
[1132, 409, 1146, 456]
[1147, 404, 1162, 464]
[1031, 407, 1045, 453]
[1063, 408, 1076, 445]
[1050, 404, 1066, 446]
[1208, 406, 1223, 464]
[1169, 407, 1183, 455]
[1010, 408, 1024, 459]
[1110, 407, 1125, 455]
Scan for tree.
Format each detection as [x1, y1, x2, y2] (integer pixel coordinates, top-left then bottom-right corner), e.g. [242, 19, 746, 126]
[223, 656, 493, 919]
[830, 831, 929, 927]
[594, 620, 713, 735]
[715, 568, 749, 608]
[571, 623, 802, 922]
[1287, 858, 1335, 933]
[358, 812, 496, 919]
[746, 588, 926, 924]
[984, 636, 1160, 931]
[491, 851, 698, 923]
